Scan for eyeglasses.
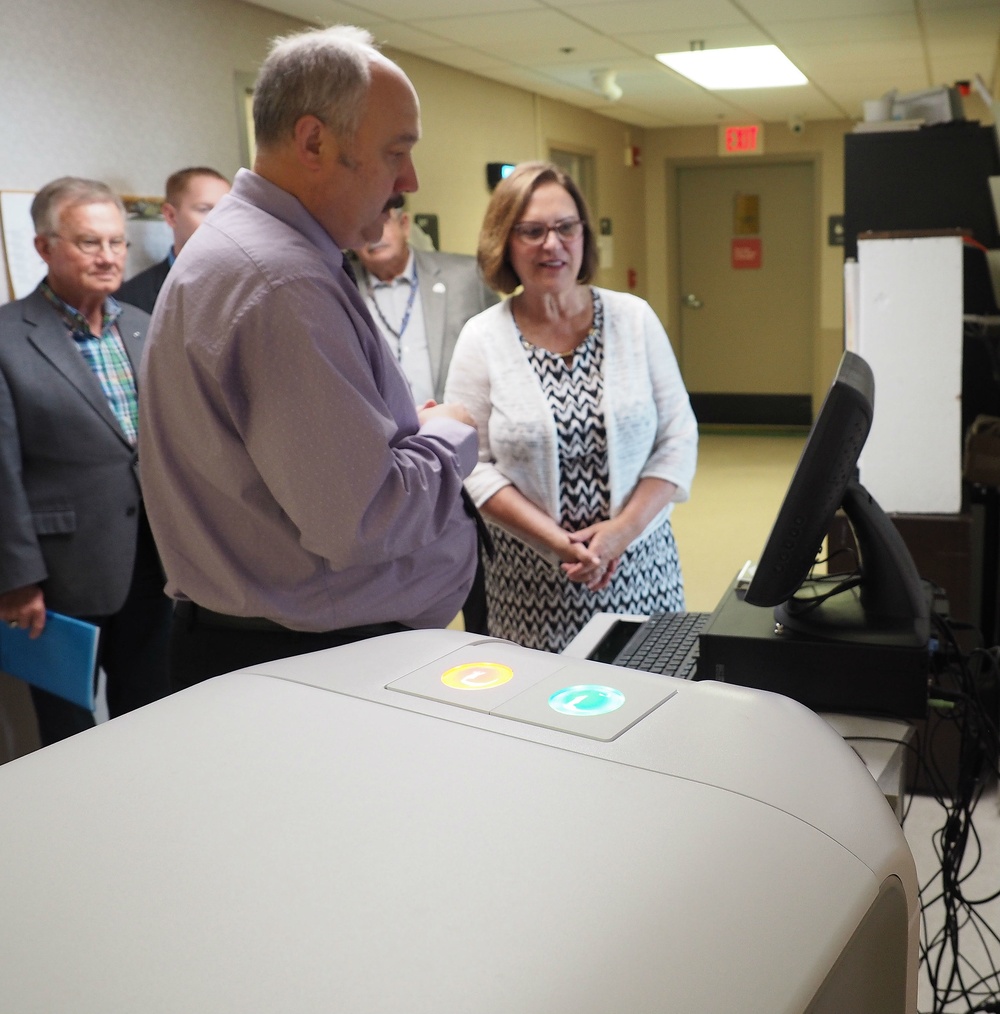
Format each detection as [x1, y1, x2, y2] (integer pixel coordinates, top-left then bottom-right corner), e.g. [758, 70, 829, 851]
[511, 218, 583, 245]
[51, 234, 130, 256]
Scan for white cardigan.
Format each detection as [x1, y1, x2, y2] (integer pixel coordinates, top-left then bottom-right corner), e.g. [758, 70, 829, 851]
[444, 288, 698, 556]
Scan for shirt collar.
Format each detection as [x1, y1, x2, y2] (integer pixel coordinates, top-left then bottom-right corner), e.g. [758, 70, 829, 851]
[229, 168, 346, 274]
[371, 250, 416, 290]
[40, 280, 121, 337]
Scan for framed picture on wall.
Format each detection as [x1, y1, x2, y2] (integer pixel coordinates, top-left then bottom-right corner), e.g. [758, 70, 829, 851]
[121, 194, 171, 279]
[0, 190, 46, 302]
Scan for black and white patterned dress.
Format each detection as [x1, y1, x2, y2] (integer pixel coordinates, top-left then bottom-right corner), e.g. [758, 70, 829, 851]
[486, 291, 684, 653]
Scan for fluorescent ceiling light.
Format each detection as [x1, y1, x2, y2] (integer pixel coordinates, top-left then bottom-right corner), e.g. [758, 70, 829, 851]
[656, 45, 807, 90]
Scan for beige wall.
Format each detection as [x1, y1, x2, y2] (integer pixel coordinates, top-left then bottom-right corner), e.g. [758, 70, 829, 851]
[0, 0, 302, 196]
[386, 51, 853, 408]
[642, 120, 852, 408]
[0, 0, 849, 396]
[388, 50, 650, 295]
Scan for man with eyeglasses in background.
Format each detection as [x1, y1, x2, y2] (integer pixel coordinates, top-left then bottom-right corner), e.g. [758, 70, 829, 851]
[349, 196, 498, 406]
[0, 176, 172, 745]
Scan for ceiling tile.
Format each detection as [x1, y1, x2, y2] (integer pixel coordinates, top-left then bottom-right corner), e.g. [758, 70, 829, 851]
[239, 0, 999, 128]
[769, 14, 921, 47]
[399, 46, 515, 75]
[917, 0, 1000, 10]
[618, 26, 773, 56]
[738, 0, 913, 19]
[790, 38, 928, 75]
[923, 7, 1000, 37]
[408, 9, 636, 61]
[715, 84, 845, 121]
[360, 0, 542, 17]
[372, 22, 469, 51]
[263, 0, 390, 27]
[558, 0, 750, 35]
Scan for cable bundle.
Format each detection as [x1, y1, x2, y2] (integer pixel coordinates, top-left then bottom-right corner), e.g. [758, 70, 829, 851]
[913, 613, 1000, 1012]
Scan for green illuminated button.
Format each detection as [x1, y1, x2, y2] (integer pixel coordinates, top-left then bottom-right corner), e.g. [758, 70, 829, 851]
[548, 684, 625, 717]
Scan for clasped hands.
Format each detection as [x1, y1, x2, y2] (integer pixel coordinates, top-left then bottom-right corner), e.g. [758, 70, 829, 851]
[560, 519, 631, 592]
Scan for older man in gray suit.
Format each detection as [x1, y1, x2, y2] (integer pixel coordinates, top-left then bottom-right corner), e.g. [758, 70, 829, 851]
[352, 198, 498, 405]
[0, 177, 171, 745]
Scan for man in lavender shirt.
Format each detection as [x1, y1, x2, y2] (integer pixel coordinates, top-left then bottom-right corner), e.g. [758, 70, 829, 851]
[139, 25, 481, 687]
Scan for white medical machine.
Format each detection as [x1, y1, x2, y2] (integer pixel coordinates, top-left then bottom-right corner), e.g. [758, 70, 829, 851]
[0, 629, 918, 1013]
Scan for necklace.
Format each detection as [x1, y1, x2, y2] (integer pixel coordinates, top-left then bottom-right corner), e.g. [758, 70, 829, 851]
[512, 287, 594, 359]
[366, 266, 419, 350]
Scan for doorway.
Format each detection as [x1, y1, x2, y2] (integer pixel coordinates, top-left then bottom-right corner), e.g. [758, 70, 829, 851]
[676, 161, 816, 425]
[550, 148, 596, 214]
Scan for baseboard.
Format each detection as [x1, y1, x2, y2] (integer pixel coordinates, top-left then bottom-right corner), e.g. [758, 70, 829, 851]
[689, 392, 813, 427]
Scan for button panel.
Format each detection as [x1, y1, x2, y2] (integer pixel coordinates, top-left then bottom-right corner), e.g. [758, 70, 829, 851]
[387, 646, 676, 741]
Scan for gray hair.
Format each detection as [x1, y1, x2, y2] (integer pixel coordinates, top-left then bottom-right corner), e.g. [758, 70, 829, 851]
[31, 177, 125, 236]
[252, 24, 381, 148]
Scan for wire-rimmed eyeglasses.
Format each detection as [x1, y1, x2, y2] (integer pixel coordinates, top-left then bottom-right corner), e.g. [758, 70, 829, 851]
[51, 234, 130, 257]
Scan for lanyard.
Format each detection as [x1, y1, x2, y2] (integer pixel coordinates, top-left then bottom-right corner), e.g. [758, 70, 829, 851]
[367, 266, 419, 348]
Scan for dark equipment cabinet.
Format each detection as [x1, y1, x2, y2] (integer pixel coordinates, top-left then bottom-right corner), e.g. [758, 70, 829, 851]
[843, 121, 1000, 647]
[841, 124, 1000, 794]
[843, 122, 1000, 315]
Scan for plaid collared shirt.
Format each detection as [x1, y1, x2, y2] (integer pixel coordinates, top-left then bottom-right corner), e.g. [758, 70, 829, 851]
[41, 282, 139, 445]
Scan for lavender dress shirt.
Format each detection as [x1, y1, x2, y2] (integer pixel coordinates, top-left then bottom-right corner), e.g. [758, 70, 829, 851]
[139, 169, 478, 631]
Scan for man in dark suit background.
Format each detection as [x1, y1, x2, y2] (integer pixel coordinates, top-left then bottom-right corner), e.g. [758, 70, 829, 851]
[351, 198, 498, 404]
[0, 177, 172, 744]
[117, 167, 230, 313]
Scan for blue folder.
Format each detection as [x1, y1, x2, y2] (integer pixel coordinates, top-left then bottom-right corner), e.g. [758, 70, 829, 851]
[0, 612, 99, 711]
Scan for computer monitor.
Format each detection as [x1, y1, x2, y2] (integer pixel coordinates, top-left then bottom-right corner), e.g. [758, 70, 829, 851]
[743, 350, 929, 647]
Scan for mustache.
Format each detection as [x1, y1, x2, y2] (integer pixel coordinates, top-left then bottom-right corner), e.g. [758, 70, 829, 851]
[383, 193, 405, 212]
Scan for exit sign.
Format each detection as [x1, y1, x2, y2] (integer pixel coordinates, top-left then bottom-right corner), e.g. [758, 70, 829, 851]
[719, 123, 764, 156]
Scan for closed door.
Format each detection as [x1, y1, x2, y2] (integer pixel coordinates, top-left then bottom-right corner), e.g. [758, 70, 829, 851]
[677, 162, 815, 420]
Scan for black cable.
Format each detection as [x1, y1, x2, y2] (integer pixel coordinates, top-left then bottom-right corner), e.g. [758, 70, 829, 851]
[784, 570, 863, 616]
[906, 609, 1000, 1012]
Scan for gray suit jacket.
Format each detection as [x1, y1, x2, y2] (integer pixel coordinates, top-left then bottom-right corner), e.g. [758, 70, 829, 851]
[354, 247, 499, 403]
[0, 286, 148, 616]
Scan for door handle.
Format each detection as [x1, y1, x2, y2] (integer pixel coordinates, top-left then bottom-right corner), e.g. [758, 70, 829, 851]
[684, 293, 703, 309]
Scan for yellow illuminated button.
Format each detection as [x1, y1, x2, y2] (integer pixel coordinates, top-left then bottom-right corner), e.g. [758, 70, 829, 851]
[548, 685, 625, 717]
[440, 661, 514, 691]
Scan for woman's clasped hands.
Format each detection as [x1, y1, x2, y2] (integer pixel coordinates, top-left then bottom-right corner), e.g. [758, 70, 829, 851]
[559, 519, 633, 592]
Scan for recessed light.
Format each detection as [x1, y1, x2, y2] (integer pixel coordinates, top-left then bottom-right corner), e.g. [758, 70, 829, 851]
[656, 45, 807, 90]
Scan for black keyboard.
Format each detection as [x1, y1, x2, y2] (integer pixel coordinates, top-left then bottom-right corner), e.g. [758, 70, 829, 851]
[613, 611, 711, 679]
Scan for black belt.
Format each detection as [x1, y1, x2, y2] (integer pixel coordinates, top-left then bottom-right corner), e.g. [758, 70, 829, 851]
[174, 602, 410, 641]
[174, 601, 291, 632]
[174, 602, 406, 643]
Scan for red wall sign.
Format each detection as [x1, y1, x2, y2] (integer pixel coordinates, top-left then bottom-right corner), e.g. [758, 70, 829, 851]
[731, 237, 762, 269]
[724, 125, 759, 154]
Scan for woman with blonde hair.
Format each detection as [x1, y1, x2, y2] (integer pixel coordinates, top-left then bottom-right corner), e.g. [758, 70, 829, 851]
[445, 161, 698, 652]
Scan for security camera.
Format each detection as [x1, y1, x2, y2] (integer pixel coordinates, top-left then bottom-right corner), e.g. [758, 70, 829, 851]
[788, 116, 805, 135]
[592, 69, 623, 103]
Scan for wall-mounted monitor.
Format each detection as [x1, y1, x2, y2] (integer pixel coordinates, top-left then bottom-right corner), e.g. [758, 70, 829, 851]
[486, 162, 516, 190]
